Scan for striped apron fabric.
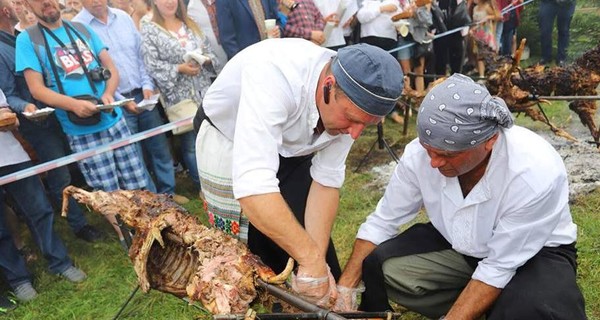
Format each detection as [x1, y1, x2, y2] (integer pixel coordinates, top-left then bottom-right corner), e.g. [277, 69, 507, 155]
[195, 121, 249, 242]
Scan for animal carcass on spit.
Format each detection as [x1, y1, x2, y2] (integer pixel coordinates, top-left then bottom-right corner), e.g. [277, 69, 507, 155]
[61, 186, 292, 315]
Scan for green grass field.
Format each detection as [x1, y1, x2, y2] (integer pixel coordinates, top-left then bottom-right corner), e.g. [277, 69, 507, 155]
[4, 2, 600, 315]
[3, 98, 599, 319]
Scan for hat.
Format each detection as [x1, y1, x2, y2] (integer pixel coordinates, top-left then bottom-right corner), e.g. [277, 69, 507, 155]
[331, 44, 404, 117]
[417, 73, 514, 151]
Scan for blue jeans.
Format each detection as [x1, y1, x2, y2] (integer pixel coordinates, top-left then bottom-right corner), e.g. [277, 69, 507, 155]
[496, 21, 504, 53]
[538, 0, 576, 63]
[179, 130, 200, 189]
[18, 116, 88, 232]
[123, 92, 175, 194]
[0, 162, 72, 288]
[500, 26, 516, 56]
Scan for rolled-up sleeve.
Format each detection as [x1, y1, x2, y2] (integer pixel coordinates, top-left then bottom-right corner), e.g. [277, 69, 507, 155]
[309, 135, 353, 188]
[357, 151, 424, 245]
[471, 172, 570, 288]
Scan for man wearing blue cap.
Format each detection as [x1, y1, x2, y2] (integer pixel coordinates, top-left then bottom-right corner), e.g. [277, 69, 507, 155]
[335, 74, 586, 319]
[194, 38, 403, 306]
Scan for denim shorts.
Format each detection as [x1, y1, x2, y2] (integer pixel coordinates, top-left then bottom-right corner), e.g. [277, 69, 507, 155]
[397, 36, 414, 61]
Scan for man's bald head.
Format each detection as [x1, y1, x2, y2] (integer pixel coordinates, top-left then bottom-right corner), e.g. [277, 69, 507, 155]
[0, 0, 19, 28]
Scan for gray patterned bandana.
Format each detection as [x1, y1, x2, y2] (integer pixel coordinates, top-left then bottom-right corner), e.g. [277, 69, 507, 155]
[417, 73, 514, 151]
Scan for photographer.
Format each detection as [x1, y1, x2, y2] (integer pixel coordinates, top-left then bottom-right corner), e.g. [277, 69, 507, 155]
[15, 0, 147, 249]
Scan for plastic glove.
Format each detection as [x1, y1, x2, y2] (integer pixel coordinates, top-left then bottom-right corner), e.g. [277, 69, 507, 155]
[290, 266, 338, 308]
[332, 284, 365, 312]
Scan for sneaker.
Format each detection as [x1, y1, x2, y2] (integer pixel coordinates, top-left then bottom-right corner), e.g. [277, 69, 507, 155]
[174, 162, 185, 173]
[13, 282, 37, 302]
[60, 266, 87, 283]
[75, 225, 102, 242]
[557, 60, 567, 67]
[172, 194, 190, 205]
[0, 295, 17, 313]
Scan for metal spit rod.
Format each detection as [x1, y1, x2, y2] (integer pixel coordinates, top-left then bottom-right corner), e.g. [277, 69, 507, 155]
[528, 95, 600, 101]
[255, 279, 346, 320]
[213, 311, 403, 320]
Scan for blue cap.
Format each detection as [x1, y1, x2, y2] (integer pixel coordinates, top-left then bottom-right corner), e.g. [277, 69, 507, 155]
[331, 44, 404, 117]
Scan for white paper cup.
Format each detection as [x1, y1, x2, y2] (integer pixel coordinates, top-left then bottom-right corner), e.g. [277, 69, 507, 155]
[394, 20, 410, 38]
[265, 19, 276, 38]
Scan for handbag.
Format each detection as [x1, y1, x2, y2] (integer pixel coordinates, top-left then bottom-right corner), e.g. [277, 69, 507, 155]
[165, 98, 198, 135]
[68, 95, 101, 126]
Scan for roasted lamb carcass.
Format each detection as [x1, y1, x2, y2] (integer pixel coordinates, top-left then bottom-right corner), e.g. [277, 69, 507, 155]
[486, 40, 600, 143]
[61, 186, 292, 315]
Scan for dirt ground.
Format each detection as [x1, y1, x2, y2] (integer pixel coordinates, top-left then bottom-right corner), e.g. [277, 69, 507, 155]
[362, 123, 600, 201]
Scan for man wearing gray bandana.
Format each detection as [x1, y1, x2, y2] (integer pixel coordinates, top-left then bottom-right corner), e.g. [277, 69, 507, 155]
[335, 74, 586, 319]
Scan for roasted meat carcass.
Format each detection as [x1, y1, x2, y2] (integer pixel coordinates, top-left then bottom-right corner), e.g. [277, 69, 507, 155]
[486, 40, 600, 143]
[61, 186, 292, 315]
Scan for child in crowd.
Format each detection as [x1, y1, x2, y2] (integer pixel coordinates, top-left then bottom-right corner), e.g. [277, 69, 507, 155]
[470, 0, 500, 81]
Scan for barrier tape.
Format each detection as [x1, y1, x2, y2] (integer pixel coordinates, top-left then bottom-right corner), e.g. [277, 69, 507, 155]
[387, 0, 535, 55]
[0, 0, 537, 187]
[0, 116, 193, 186]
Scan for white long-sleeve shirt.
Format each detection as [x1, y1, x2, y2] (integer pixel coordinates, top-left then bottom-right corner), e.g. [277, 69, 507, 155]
[357, 125, 577, 289]
[356, 0, 400, 40]
[202, 38, 354, 199]
[0, 89, 29, 168]
[313, 0, 358, 48]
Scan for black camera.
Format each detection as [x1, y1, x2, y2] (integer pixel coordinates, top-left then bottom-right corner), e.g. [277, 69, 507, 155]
[89, 67, 112, 82]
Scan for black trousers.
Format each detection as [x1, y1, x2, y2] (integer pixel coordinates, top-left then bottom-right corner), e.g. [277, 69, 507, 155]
[360, 223, 587, 319]
[194, 107, 342, 279]
[433, 32, 465, 76]
[247, 154, 342, 280]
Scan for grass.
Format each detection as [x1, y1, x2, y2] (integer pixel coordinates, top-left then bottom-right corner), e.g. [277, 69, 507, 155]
[4, 101, 598, 319]
[4, 31, 600, 319]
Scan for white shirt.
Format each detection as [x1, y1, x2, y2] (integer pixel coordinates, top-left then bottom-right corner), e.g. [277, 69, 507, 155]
[356, 0, 400, 40]
[202, 38, 355, 199]
[0, 90, 29, 168]
[313, 0, 358, 48]
[187, 0, 228, 72]
[357, 126, 577, 289]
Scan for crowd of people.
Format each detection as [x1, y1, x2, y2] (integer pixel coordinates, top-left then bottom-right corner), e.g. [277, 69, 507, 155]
[0, 0, 585, 318]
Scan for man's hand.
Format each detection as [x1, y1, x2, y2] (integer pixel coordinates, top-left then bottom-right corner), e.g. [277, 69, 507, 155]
[291, 265, 338, 308]
[124, 101, 141, 114]
[72, 99, 100, 118]
[24, 103, 38, 114]
[100, 93, 115, 106]
[311, 30, 326, 45]
[143, 89, 154, 100]
[333, 284, 365, 312]
[380, 3, 398, 13]
[0, 108, 19, 131]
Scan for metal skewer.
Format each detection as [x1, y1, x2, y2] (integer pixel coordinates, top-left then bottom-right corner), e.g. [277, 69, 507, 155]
[213, 311, 403, 319]
[528, 95, 600, 101]
[254, 279, 346, 320]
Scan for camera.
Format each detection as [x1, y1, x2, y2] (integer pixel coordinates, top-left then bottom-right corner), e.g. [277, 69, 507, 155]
[89, 67, 112, 82]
